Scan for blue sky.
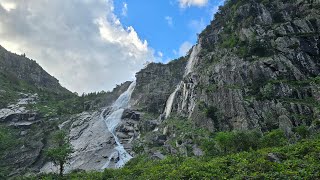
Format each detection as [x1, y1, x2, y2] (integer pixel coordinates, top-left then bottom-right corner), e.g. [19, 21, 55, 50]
[113, 0, 225, 62]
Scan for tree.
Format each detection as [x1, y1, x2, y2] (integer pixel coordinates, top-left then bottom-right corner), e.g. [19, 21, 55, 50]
[46, 130, 73, 176]
[260, 129, 287, 148]
[233, 130, 261, 152]
[293, 125, 310, 139]
[214, 132, 234, 153]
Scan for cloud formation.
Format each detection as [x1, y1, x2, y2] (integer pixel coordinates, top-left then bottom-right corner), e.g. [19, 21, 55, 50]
[0, 0, 154, 93]
[178, 0, 209, 8]
[122, 2, 128, 17]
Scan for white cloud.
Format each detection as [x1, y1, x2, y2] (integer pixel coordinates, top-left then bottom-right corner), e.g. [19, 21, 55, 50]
[178, 0, 208, 8]
[179, 41, 193, 56]
[122, 2, 128, 17]
[0, 0, 154, 93]
[0, 0, 16, 11]
[165, 16, 173, 27]
[157, 51, 163, 57]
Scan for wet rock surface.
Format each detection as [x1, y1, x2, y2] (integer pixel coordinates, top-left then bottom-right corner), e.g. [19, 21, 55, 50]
[40, 108, 141, 173]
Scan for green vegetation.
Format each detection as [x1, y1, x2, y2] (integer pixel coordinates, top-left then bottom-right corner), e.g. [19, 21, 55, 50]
[293, 125, 311, 139]
[45, 130, 73, 176]
[23, 132, 320, 179]
[26, 91, 109, 118]
[0, 71, 35, 108]
[0, 126, 20, 157]
[260, 129, 288, 148]
[201, 129, 288, 156]
[0, 125, 21, 179]
[161, 117, 211, 155]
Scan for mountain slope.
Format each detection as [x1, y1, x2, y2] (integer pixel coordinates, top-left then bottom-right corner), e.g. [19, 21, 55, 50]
[179, 0, 320, 132]
[0, 45, 71, 93]
[0, 45, 72, 108]
[0, 46, 134, 177]
[131, 0, 320, 133]
[125, 0, 320, 163]
[1, 0, 320, 178]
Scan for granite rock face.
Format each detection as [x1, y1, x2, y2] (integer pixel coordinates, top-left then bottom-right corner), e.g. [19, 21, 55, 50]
[131, 0, 320, 134]
[131, 58, 187, 114]
[170, 0, 320, 132]
[41, 108, 140, 173]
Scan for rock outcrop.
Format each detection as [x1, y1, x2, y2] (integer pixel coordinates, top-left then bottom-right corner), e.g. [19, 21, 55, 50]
[132, 58, 188, 114]
[176, 0, 320, 132]
[41, 108, 140, 173]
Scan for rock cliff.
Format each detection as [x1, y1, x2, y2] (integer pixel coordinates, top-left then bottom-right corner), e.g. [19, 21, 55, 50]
[132, 0, 320, 134]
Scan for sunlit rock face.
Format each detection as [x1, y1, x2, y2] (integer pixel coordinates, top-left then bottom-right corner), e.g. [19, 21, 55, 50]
[41, 82, 140, 173]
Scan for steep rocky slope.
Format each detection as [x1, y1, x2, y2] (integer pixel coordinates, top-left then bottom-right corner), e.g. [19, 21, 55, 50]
[132, 0, 320, 134]
[178, 0, 320, 133]
[119, 0, 320, 159]
[0, 46, 134, 177]
[1, 0, 320, 178]
[131, 57, 187, 114]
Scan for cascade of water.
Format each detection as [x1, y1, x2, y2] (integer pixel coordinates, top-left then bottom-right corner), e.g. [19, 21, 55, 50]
[185, 43, 201, 76]
[101, 81, 136, 169]
[163, 43, 201, 119]
[164, 82, 182, 119]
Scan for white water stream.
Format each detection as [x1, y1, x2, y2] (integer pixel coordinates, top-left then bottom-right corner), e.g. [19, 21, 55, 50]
[101, 81, 136, 169]
[163, 43, 201, 119]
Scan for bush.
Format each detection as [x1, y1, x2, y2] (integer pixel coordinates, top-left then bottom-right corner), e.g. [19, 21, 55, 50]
[0, 126, 19, 155]
[221, 33, 239, 48]
[233, 130, 262, 151]
[260, 129, 288, 148]
[293, 125, 310, 139]
[214, 132, 235, 153]
[201, 138, 220, 157]
[214, 130, 263, 154]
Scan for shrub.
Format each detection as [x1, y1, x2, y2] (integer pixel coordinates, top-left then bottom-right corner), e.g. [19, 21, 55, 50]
[233, 130, 262, 151]
[260, 129, 288, 148]
[214, 132, 235, 153]
[293, 125, 310, 139]
[201, 138, 220, 157]
[221, 33, 239, 48]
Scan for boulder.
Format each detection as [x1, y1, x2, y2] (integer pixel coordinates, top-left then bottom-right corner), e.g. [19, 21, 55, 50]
[141, 120, 159, 132]
[152, 151, 166, 160]
[121, 109, 140, 121]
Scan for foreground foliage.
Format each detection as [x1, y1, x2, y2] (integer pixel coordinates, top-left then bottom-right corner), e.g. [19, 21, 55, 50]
[22, 135, 320, 179]
[46, 130, 73, 176]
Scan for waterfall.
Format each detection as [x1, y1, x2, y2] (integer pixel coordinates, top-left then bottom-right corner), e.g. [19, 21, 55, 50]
[184, 43, 201, 76]
[164, 83, 182, 119]
[101, 81, 136, 169]
[163, 43, 201, 119]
